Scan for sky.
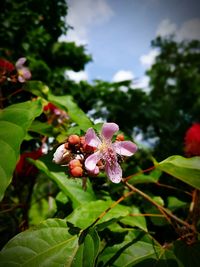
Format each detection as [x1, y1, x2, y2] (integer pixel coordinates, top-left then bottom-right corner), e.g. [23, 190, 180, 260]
[61, 0, 200, 89]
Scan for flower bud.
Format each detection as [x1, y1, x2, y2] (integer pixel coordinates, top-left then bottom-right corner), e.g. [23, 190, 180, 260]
[70, 166, 83, 177]
[53, 144, 67, 164]
[116, 134, 124, 141]
[68, 135, 80, 145]
[69, 159, 82, 169]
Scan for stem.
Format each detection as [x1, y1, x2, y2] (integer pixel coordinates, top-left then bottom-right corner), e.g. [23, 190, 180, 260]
[123, 165, 156, 182]
[123, 180, 196, 233]
[88, 191, 134, 228]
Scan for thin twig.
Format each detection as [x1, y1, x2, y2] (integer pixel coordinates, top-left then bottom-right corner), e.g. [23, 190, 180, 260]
[123, 180, 197, 233]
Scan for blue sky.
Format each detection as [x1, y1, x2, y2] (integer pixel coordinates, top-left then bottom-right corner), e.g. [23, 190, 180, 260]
[62, 0, 200, 88]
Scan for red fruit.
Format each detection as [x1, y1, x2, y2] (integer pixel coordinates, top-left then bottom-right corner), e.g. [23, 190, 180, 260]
[0, 58, 15, 72]
[184, 123, 200, 156]
[116, 134, 124, 141]
[68, 135, 80, 145]
[69, 159, 82, 169]
[70, 166, 83, 177]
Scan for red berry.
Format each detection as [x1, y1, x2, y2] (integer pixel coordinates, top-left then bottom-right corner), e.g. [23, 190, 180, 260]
[69, 159, 82, 169]
[116, 134, 124, 141]
[70, 166, 83, 177]
[68, 135, 80, 145]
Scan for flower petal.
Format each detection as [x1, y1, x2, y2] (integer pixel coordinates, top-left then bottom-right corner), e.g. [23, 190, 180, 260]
[101, 123, 119, 140]
[85, 128, 101, 148]
[21, 67, 31, 80]
[18, 75, 25, 83]
[105, 161, 122, 183]
[85, 151, 101, 171]
[16, 57, 26, 68]
[53, 144, 66, 164]
[113, 141, 137, 156]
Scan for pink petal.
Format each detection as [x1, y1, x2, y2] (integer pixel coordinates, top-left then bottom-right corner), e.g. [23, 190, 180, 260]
[113, 141, 137, 156]
[18, 75, 25, 83]
[85, 128, 101, 148]
[16, 57, 26, 68]
[101, 123, 119, 140]
[85, 151, 101, 171]
[105, 161, 122, 183]
[21, 67, 31, 80]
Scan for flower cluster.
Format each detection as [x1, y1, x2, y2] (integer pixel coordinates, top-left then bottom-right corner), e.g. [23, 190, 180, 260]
[184, 123, 200, 157]
[0, 57, 31, 84]
[53, 122, 137, 183]
[43, 102, 69, 126]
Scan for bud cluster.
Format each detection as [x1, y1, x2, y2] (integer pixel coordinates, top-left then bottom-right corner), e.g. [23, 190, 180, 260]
[53, 134, 96, 178]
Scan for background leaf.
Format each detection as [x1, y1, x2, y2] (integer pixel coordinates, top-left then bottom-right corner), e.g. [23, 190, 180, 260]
[0, 99, 43, 201]
[0, 219, 79, 267]
[72, 228, 100, 267]
[31, 159, 96, 208]
[67, 199, 130, 229]
[97, 230, 162, 267]
[158, 156, 200, 189]
[48, 94, 93, 131]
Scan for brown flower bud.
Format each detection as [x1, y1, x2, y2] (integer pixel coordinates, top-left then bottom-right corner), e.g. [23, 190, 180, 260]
[70, 166, 83, 177]
[68, 135, 80, 145]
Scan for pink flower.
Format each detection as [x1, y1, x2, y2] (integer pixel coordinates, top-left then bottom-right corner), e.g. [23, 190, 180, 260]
[15, 57, 31, 82]
[84, 122, 137, 183]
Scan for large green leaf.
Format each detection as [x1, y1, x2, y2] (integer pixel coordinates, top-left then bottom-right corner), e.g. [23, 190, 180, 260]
[48, 94, 92, 131]
[72, 228, 100, 267]
[31, 159, 96, 208]
[0, 219, 79, 267]
[0, 99, 43, 201]
[158, 156, 200, 189]
[67, 199, 130, 229]
[97, 230, 162, 267]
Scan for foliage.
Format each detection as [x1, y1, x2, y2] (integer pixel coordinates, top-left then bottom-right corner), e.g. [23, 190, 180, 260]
[0, 0, 200, 266]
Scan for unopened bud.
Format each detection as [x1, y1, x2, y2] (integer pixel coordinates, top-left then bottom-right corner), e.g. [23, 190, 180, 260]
[70, 166, 83, 177]
[116, 134, 124, 141]
[53, 144, 66, 164]
[69, 159, 82, 169]
[68, 135, 80, 145]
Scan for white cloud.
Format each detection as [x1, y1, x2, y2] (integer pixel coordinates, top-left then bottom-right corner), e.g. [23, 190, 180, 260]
[140, 49, 159, 68]
[156, 18, 200, 41]
[178, 18, 200, 41]
[61, 0, 114, 45]
[112, 70, 134, 82]
[134, 75, 150, 92]
[65, 70, 88, 82]
[156, 19, 177, 37]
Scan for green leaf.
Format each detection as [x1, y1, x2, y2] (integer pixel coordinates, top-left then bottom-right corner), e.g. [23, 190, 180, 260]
[72, 228, 100, 267]
[31, 159, 96, 208]
[158, 156, 200, 189]
[97, 230, 162, 267]
[29, 120, 54, 136]
[67, 200, 130, 229]
[0, 100, 43, 201]
[120, 206, 147, 231]
[0, 219, 79, 267]
[24, 81, 50, 98]
[48, 94, 92, 131]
